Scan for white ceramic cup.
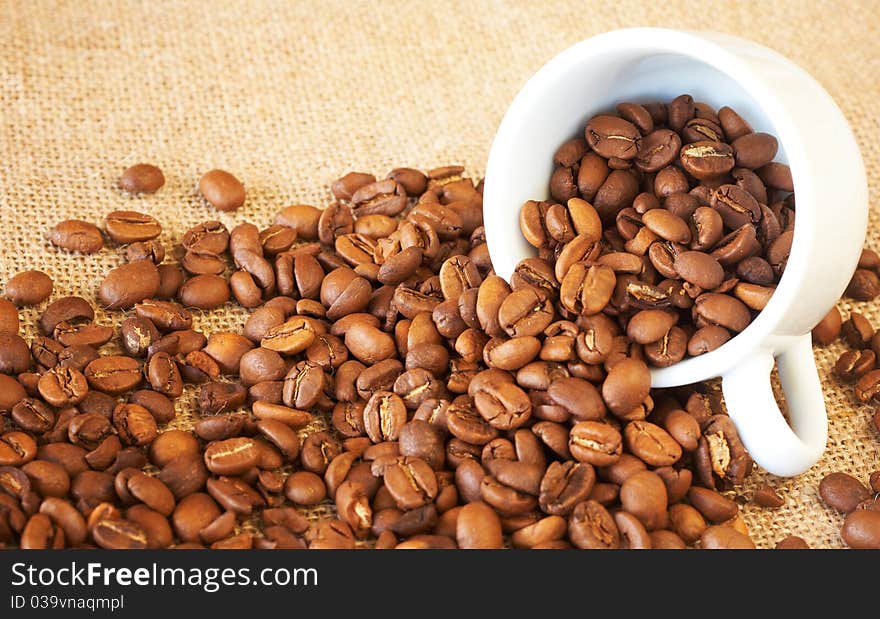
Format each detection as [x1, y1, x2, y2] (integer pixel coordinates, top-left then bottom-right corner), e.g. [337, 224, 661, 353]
[483, 28, 868, 477]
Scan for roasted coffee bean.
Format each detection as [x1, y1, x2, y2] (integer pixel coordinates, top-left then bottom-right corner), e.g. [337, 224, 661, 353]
[620, 471, 667, 531]
[0, 431, 37, 466]
[262, 316, 316, 355]
[11, 398, 55, 433]
[568, 500, 619, 549]
[145, 352, 183, 398]
[835, 349, 876, 382]
[694, 415, 751, 488]
[601, 358, 650, 418]
[300, 432, 341, 476]
[812, 307, 842, 345]
[854, 369, 880, 403]
[687, 486, 737, 522]
[679, 141, 735, 180]
[775, 535, 810, 549]
[204, 438, 259, 475]
[585, 115, 641, 160]
[841, 510, 880, 549]
[49, 220, 104, 254]
[819, 472, 870, 513]
[119, 163, 165, 193]
[157, 453, 207, 500]
[753, 484, 784, 508]
[731, 132, 778, 170]
[842, 312, 874, 349]
[693, 293, 751, 332]
[454, 501, 502, 549]
[199, 169, 245, 212]
[0, 332, 30, 374]
[624, 420, 682, 466]
[178, 274, 230, 309]
[5, 270, 53, 306]
[98, 260, 160, 309]
[105, 210, 162, 244]
[0, 375, 27, 413]
[283, 471, 326, 506]
[538, 461, 595, 516]
[112, 403, 158, 446]
[38, 367, 88, 407]
[84, 356, 141, 395]
[569, 421, 622, 466]
[700, 525, 755, 549]
[148, 430, 200, 468]
[847, 268, 880, 301]
[119, 316, 160, 357]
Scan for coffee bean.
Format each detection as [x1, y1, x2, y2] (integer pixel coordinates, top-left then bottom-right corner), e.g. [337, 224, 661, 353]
[0, 375, 26, 413]
[812, 306, 842, 345]
[105, 210, 162, 244]
[679, 140, 735, 180]
[300, 432, 341, 476]
[693, 293, 751, 332]
[455, 501, 502, 549]
[842, 510, 880, 549]
[148, 430, 199, 468]
[755, 162, 793, 192]
[687, 486, 737, 522]
[0, 431, 37, 466]
[834, 349, 875, 382]
[49, 220, 104, 254]
[112, 403, 158, 446]
[846, 268, 880, 301]
[855, 369, 880, 403]
[119, 163, 165, 193]
[256, 419, 300, 461]
[98, 260, 160, 309]
[585, 115, 641, 160]
[819, 472, 870, 513]
[624, 420, 682, 466]
[199, 169, 245, 212]
[602, 358, 650, 418]
[84, 356, 141, 395]
[754, 484, 784, 508]
[700, 525, 755, 549]
[568, 500, 619, 549]
[203, 438, 259, 476]
[668, 503, 706, 544]
[775, 535, 809, 549]
[537, 461, 594, 516]
[4, 270, 53, 307]
[20, 513, 64, 549]
[620, 471, 667, 531]
[731, 133, 778, 170]
[10, 397, 54, 432]
[38, 367, 88, 407]
[178, 274, 230, 309]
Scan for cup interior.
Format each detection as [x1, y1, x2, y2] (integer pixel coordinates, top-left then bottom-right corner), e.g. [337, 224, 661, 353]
[483, 32, 804, 386]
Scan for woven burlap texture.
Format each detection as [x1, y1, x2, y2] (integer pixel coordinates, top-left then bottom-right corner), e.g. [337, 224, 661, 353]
[1, 0, 878, 548]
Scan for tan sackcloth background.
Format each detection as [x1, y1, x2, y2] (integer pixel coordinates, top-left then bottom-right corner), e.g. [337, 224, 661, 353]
[1, 0, 878, 548]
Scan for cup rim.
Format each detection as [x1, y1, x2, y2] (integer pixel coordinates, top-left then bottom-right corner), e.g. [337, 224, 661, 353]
[484, 27, 815, 385]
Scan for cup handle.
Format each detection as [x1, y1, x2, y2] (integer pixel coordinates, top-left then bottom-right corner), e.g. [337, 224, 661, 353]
[720, 334, 827, 477]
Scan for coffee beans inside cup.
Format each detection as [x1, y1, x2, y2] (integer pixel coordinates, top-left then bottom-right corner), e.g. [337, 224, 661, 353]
[525, 95, 795, 367]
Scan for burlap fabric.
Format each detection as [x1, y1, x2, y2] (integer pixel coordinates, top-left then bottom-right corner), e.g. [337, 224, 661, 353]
[1, 0, 877, 548]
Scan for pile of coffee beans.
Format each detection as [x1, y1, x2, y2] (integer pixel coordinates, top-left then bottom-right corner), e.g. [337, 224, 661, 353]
[0, 93, 876, 547]
[530, 95, 796, 365]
